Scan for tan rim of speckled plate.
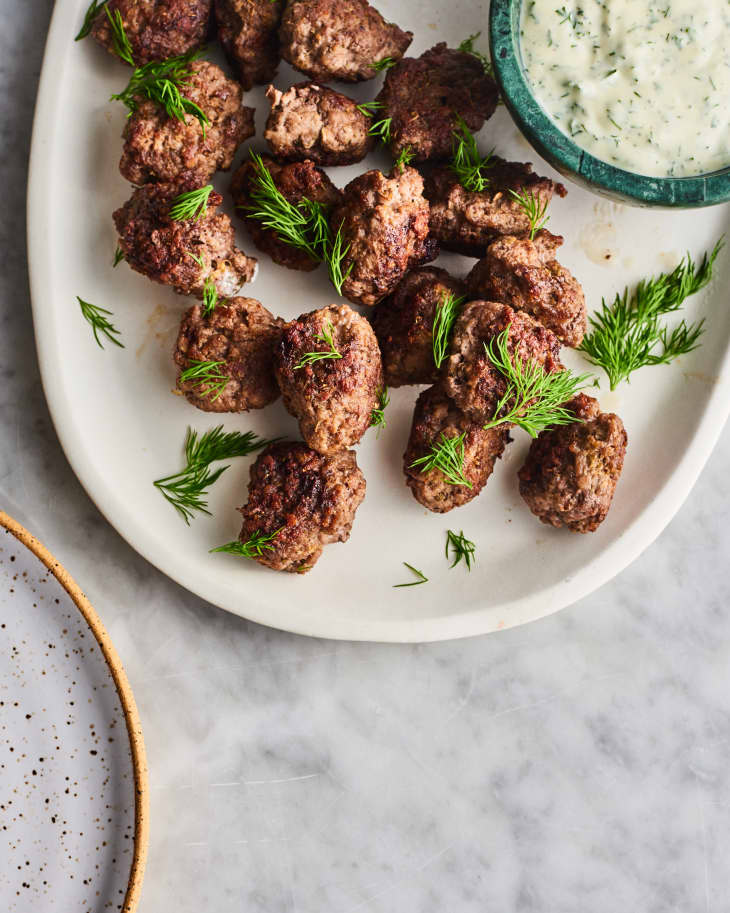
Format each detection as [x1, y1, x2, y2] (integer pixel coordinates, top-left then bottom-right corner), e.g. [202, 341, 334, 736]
[0, 510, 149, 913]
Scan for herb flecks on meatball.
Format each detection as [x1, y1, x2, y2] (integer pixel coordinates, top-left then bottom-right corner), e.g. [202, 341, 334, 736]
[214, 0, 283, 90]
[238, 442, 366, 572]
[278, 0, 412, 83]
[264, 83, 374, 166]
[424, 158, 568, 257]
[275, 304, 383, 454]
[518, 393, 627, 533]
[376, 42, 498, 162]
[113, 182, 257, 297]
[230, 155, 342, 272]
[371, 267, 466, 388]
[119, 60, 255, 186]
[174, 297, 283, 412]
[91, 0, 211, 65]
[404, 386, 509, 513]
[330, 167, 437, 308]
[443, 300, 563, 424]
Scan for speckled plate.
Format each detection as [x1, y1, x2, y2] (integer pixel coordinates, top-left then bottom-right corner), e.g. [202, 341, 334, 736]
[0, 512, 148, 911]
[28, 0, 730, 642]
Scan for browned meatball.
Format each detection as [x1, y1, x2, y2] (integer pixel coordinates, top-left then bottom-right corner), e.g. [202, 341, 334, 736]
[424, 158, 568, 257]
[404, 386, 509, 513]
[275, 304, 383, 454]
[279, 0, 412, 83]
[264, 83, 373, 166]
[119, 60, 255, 186]
[230, 155, 342, 271]
[236, 442, 366, 572]
[518, 393, 628, 533]
[113, 182, 257, 297]
[371, 267, 466, 388]
[443, 300, 563, 424]
[330, 167, 437, 307]
[376, 43, 498, 162]
[173, 297, 283, 412]
[90, 0, 211, 65]
[214, 0, 283, 90]
[466, 232, 587, 348]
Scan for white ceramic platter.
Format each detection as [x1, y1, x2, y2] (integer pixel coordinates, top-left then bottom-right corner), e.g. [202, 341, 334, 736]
[28, 0, 730, 642]
[0, 512, 148, 911]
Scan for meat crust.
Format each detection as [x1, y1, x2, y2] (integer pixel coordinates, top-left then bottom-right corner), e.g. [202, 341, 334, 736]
[238, 442, 366, 572]
[113, 182, 257, 297]
[119, 60, 255, 186]
[264, 82, 373, 166]
[518, 393, 627, 533]
[330, 167, 437, 307]
[376, 43, 498, 161]
[467, 232, 587, 347]
[443, 300, 563, 423]
[278, 0, 412, 82]
[173, 297, 283, 412]
[214, 0, 283, 89]
[424, 158, 568, 257]
[91, 0, 211, 65]
[371, 267, 465, 388]
[404, 386, 509, 513]
[275, 304, 383, 454]
[230, 155, 342, 271]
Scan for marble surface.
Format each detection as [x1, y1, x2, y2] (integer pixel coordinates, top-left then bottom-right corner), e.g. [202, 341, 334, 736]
[4, 3, 730, 911]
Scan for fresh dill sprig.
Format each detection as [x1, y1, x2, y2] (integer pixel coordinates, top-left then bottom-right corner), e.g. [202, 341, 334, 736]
[75, 0, 107, 41]
[211, 529, 282, 559]
[372, 57, 397, 72]
[294, 320, 342, 369]
[394, 146, 415, 172]
[105, 6, 134, 65]
[445, 529, 476, 571]
[458, 32, 493, 76]
[153, 426, 276, 523]
[325, 222, 353, 295]
[187, 249, 205, 268]
[179, 359, 228, 401]
[201, 279, 218, 316]
[356, 100, 384, 116]
[482, 329, 593, 437]
[508, 188, 550, 240]
[370, 387, 390, 435]
[579, 240, 723, 389]
[112, 246, 124, 267]
[78, 297, 124, 349]
[169, 184, 214, 221]
[432, 290, 466, 369]
[450, 115, 494, 192]
[410, 432, 472, 488]
[368, 116, 393, 144]
[110, 50, 210, 134]
[393, 562, 429, 587]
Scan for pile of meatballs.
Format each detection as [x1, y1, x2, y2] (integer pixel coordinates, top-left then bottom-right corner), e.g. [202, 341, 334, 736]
[95, 0, 628, 574]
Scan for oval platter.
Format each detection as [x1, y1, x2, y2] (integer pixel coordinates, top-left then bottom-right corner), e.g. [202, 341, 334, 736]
[27, 0, 730, 642]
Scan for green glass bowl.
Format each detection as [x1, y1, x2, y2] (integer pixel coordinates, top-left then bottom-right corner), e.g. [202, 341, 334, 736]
[489, 0, 730, 208]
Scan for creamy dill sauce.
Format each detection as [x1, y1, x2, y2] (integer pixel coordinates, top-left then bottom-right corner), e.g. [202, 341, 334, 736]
[519, 0, 730, 177]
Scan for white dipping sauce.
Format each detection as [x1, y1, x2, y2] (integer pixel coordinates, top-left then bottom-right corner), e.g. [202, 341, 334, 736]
[520, 0, 730, 177]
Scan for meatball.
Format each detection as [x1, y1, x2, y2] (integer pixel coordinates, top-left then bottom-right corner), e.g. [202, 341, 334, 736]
[173, 297, 283, 412]
[214, 0, 283, 90]
[236, 442, 366, 573]
[90, 0, 211, 65]
[371, 267, 466, 388]
[466, 232, 587, 348]
[443, 300, 563, 424]
[113, 182, 257, 297]
[275, 304, 383, 454]
[518, 393, 628, 533]
[330, 167, 437, 307]
[279, 0, 412, 83]
[376, 43, 498, 162]
[264, 83, 373, 166]
[119, 60, 255, 186]
[230, 155, 342, 271]
[424, 158, 568, 257]
[404, 386, 509, 513]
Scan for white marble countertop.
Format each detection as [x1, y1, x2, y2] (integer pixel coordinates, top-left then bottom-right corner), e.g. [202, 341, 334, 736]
[4, 4, 730, 911]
